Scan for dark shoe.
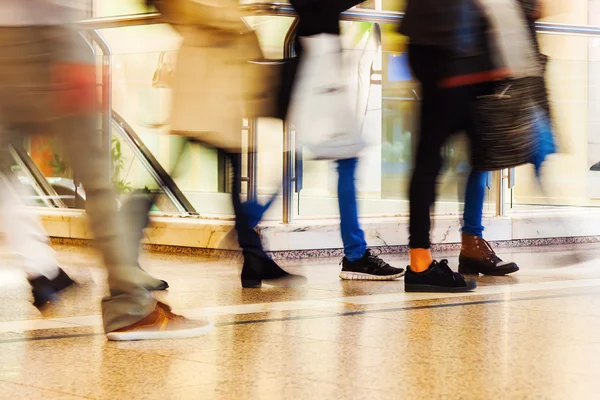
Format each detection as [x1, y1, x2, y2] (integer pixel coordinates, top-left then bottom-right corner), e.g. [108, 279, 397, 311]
[339, 249, 405, 281]
[136, 266, 169, 291]
[106, 302, 213, 341]
[405, 259, 477, 293]
[148, 279, 169, 291]
[29, 268, 75, 310]
[458, 234, 519, 276]
[241, 252, 307, 288]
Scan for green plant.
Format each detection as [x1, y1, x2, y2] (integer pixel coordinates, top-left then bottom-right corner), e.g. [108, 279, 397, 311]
[111, 137, 133, 193]
[39, 138, 67, 176]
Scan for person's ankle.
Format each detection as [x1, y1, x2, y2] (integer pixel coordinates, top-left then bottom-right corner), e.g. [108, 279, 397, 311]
[409, 248, 433, 273]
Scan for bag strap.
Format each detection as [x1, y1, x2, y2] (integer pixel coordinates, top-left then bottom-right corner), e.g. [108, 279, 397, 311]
[152, 51, 173, 89]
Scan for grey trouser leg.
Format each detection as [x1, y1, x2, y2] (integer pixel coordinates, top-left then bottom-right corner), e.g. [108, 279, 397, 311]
[120, 193, 167, 289]
[0, 26, 156, 332]
[57, 114, 157, 332]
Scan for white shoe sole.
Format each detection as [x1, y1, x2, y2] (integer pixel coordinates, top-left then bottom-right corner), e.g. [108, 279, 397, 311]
[106, 321, 214, 341]
[339, 271, 406, 281]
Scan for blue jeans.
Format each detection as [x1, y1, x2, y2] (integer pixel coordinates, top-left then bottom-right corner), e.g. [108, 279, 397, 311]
[462, 170, 488, 237]
[337, 158, 367, 262]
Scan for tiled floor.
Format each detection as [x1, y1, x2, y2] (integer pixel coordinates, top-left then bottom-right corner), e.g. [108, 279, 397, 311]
[2, 244, 600, 399]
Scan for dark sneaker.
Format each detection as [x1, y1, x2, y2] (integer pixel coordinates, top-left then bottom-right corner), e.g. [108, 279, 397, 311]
[339, 249, 405, 281]
[405, 259, 477, 293]
[29, 268, 75, 310]
[106, 302, 213, 341]
[152, 280, 169, 291]
[145, 278, 169, 291]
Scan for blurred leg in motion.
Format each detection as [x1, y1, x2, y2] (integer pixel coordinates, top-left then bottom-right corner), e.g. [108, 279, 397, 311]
[337, 158, 367, 262]
[0, 169, 74, 310]
[459, 170, 519, 276]
[119, 194, 169, 290]
[229, 153, 306, 288]
[405, 44, 476, 293]
[337, 158, 405, 281]
[0, 25, 211, 340]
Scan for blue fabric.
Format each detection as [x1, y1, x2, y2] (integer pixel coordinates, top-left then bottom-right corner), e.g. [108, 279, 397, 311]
[337, 158, 367, 262]
[530, 107, 556, 176]
[229, 154, 267, 258]
[241, 193, 278, 229]
[462, 170, 489, 237]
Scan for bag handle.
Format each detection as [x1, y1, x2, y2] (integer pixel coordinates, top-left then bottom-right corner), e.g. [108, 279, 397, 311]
[152, 51, 173, 89]
[157, 51, 166, 66]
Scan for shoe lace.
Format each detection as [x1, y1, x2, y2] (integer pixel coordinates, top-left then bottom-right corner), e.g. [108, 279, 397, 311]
[480, 239, 503, 263]
[366, 249, 390, 269]
[435, 259, 455, 276]
[157, 302, 184, 320]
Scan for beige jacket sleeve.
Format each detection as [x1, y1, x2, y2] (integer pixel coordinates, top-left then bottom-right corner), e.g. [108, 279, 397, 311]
[155, 0, 246, 32]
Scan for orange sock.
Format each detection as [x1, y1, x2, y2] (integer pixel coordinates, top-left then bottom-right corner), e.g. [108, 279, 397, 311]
[409, 248, 433, 273]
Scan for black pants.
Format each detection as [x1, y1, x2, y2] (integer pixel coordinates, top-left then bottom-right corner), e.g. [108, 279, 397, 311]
[407, 44, 491, 249]
[291, 0, 364, 36]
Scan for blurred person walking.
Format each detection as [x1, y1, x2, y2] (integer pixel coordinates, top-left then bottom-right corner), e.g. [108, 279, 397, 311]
[149, 0, 307, 288]
[0, 0, 212, 340]
[0, 167, 168, 310]
[0, 170, 73, 309]
[400, 0, 542, 292]
[458, 0, 549, 277]
[287, 0, 405, 281]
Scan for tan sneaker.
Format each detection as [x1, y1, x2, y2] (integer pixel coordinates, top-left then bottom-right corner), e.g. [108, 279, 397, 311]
[106, 302, 213, 341]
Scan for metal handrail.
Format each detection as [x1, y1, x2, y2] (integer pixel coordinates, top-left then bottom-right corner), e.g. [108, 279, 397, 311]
[536, 22, 600, 36]
[76, 3, 600, 37]
[87, 30, 113, 168]
[111, 111, 197, 215]
[282, 17, 299, 224]
[10, 145, 67, 208]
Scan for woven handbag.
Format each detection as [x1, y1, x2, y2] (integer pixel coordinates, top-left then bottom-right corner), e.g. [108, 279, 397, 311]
[471, 77, 543, 171]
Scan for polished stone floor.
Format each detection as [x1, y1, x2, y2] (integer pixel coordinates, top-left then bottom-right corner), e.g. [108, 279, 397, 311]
[2, 243, 600, 399]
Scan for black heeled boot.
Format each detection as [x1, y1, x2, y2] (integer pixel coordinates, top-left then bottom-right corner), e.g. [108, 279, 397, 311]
[241, 252, 307, 288]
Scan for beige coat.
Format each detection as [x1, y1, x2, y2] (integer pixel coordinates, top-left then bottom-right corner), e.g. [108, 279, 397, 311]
[156, 0, 262, 151]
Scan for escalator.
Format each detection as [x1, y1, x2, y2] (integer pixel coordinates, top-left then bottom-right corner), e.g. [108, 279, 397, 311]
[14, 111, 195, 215]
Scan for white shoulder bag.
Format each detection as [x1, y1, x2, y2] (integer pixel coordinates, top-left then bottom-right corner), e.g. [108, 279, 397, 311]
[289, 34, 365, 160]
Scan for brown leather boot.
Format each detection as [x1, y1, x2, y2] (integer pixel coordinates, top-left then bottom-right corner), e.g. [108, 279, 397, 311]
[458, 233, 519, 276]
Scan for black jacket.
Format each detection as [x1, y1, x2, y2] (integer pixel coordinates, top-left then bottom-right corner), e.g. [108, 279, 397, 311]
[400, 0, 539, 54]
[400, 0, 498, 83]
[400, 0, 488, 57]
[290, 0, 364, 36]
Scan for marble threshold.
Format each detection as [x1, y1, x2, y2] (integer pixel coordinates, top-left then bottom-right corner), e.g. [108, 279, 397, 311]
[37, 207, 600, 259]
